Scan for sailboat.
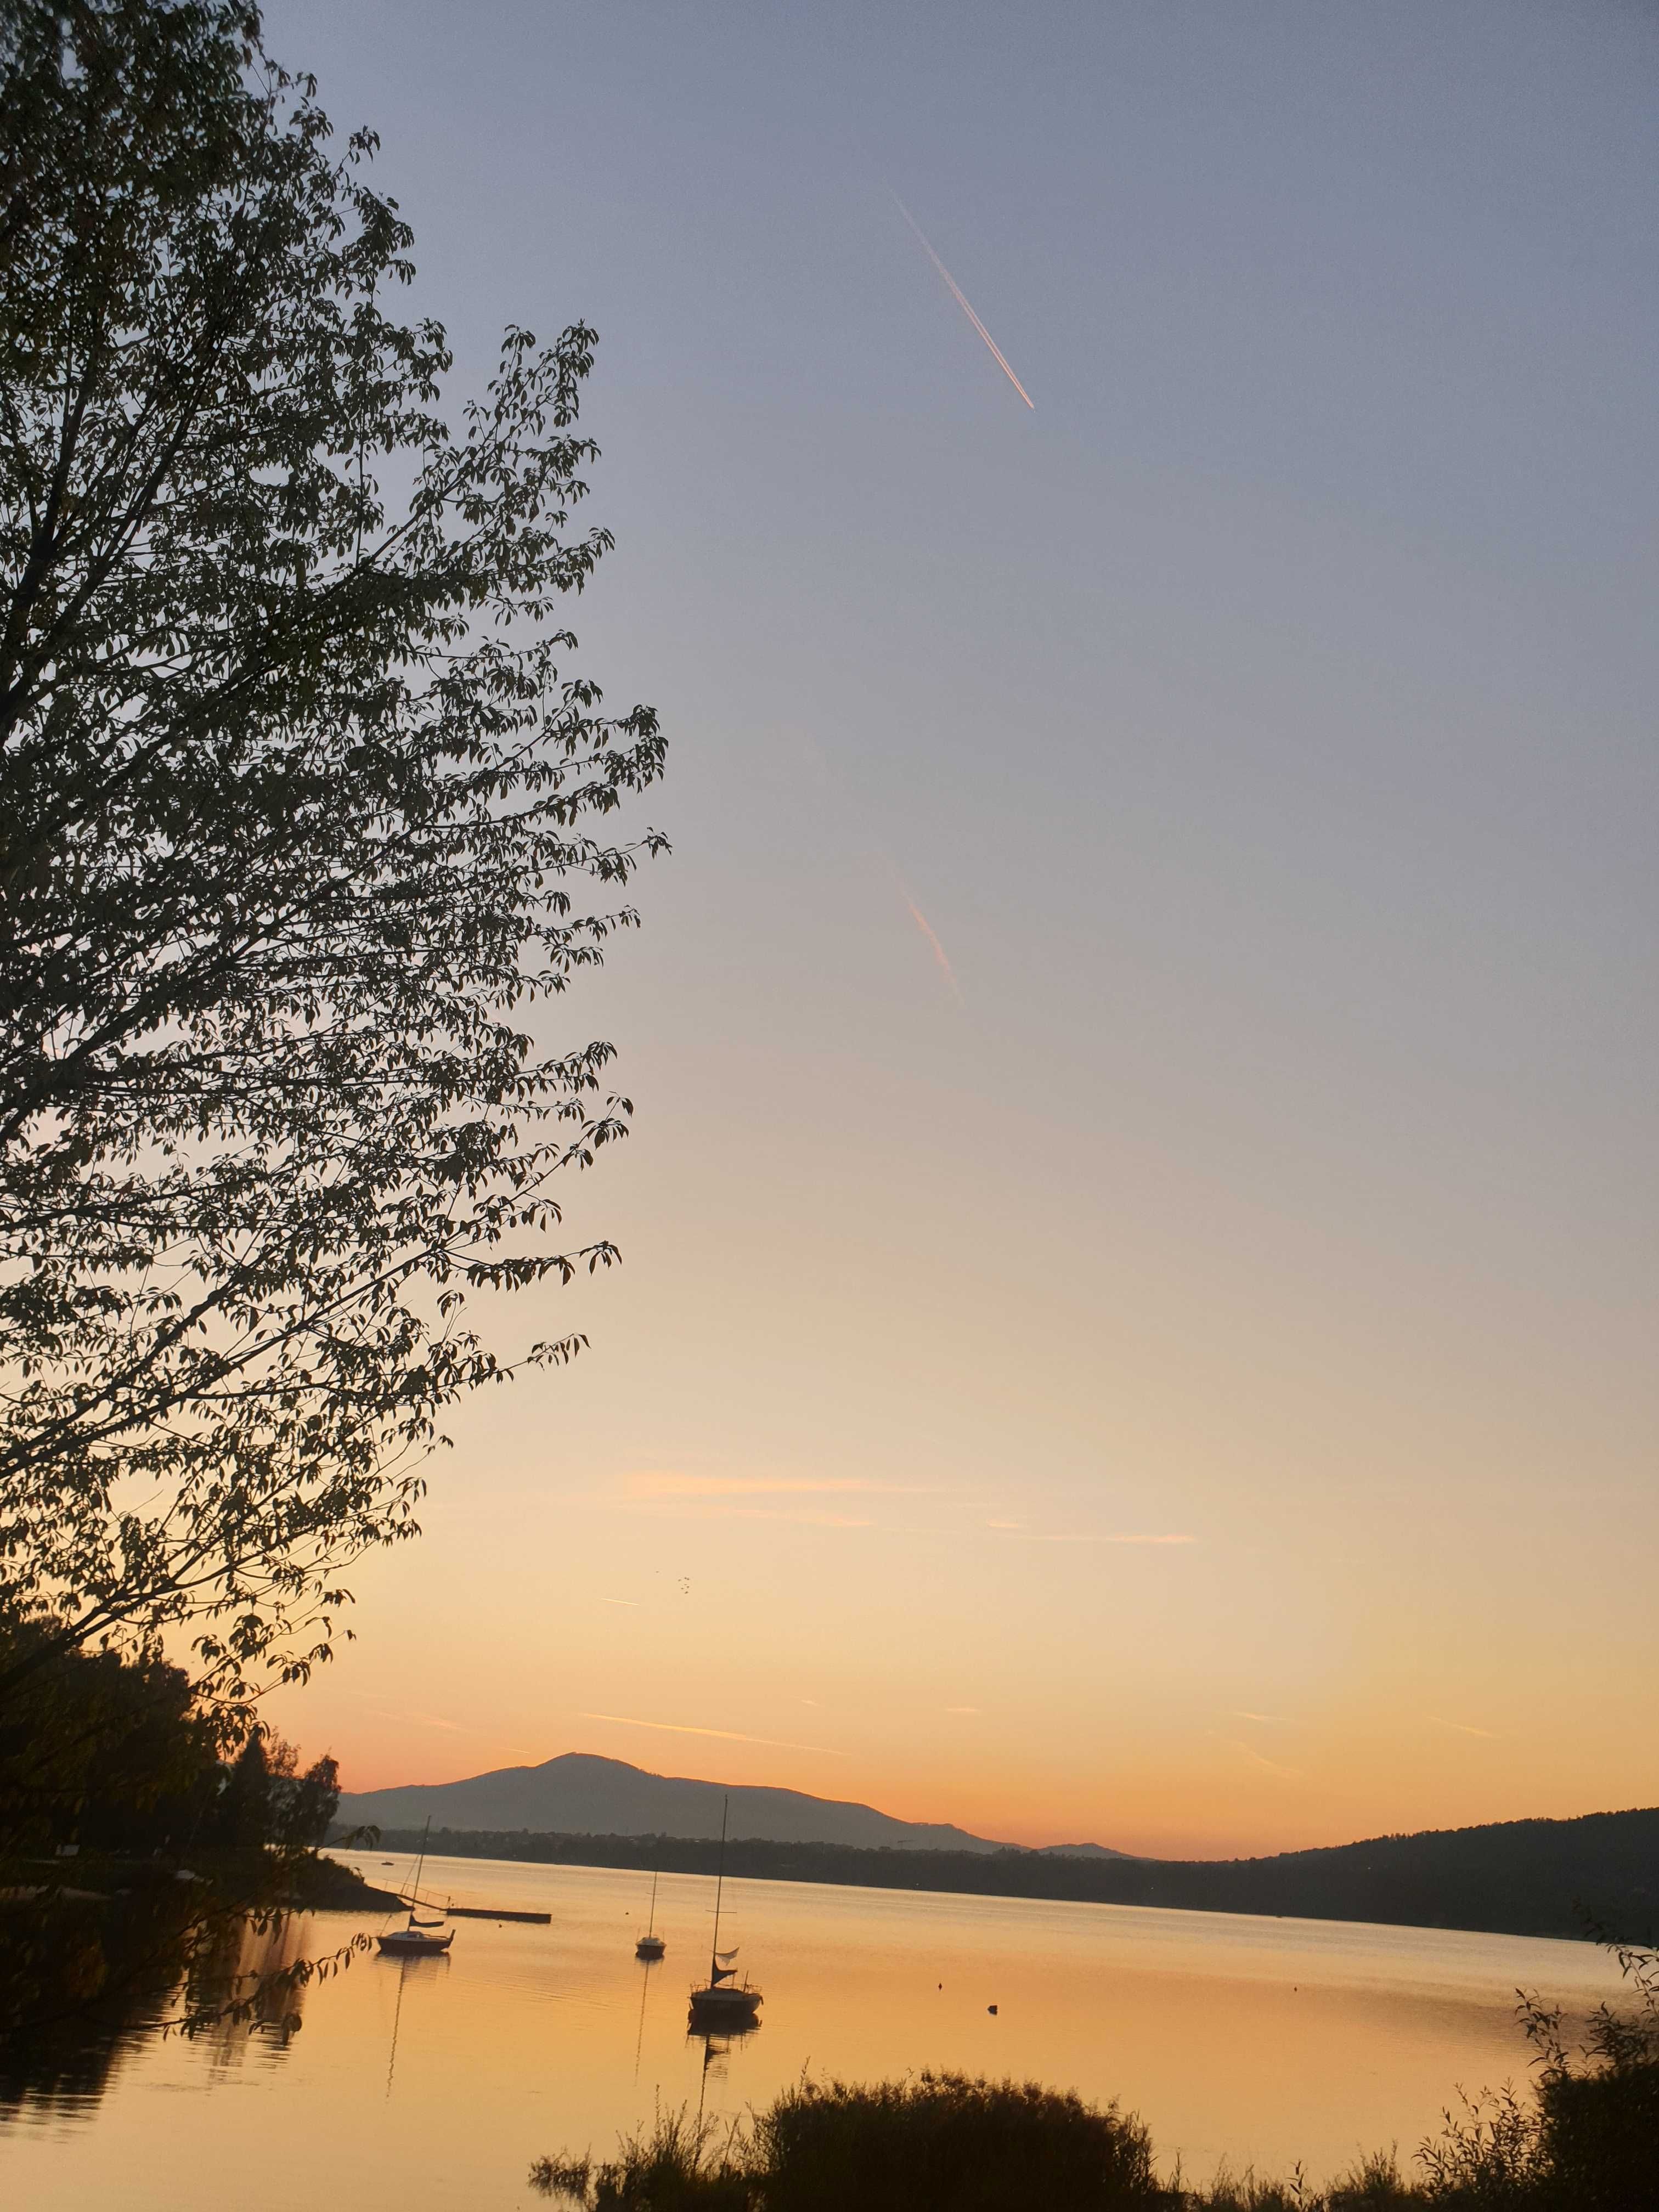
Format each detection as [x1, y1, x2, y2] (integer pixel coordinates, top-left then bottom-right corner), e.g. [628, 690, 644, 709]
[635, 1849, 666, 1960]
[376, 1818, 454, 1957]
[686, 1796, 761, 2027]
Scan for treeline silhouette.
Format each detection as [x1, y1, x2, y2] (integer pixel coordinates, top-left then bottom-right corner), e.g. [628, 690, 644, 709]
[351, 1807, 1659, 1944]
[0, 1610, 371, 2061]
[0, 1610, 340, 1863]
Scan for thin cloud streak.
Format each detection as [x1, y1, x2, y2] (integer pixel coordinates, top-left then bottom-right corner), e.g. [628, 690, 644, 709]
[993, 1530, 1197, 1546]
[621, 1500, 876, 1528]
[1429, 1716, 1503, 1739]
[893, 193, 1035, 408]
[353, 1697, 464, 1734]
[904, 896, 964, 1003]
[582, 1712, 850, 1758]
[349, 1696, 538, 1760]
[699, 1506, 874, 1527]
[624, 1473, 939, 1499]
[1236, 1742, 1302, 1781]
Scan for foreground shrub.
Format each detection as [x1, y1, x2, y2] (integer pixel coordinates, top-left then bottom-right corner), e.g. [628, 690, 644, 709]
[1198, 2151, 1416, 2208]
[1414, 2080, 1549, 2205]
[531, 2109, 750, 2210]
[1533, 1961, 1659, 2210]
[534, 2074, 1162, 2211]
[751, 2071, 1163, 2211]
[533, 1948, 1659, 2210]
[1537, 2057, 1659, 2208]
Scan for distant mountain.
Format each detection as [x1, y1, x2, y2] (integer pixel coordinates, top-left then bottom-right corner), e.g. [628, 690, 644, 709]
[1038, 1841, 1131, 1859]
[336, 1752, 1053, 1854]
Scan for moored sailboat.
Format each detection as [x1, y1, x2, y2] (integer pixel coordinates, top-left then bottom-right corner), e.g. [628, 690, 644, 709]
[687, 1796, 760, 2027]
[377, 1818, 454, 1957]
[635, 1850, 666, 1960]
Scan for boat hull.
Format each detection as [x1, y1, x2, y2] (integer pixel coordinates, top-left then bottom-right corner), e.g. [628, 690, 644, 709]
[636, 1936, 666, 1960]
[377, 1930, 453, 1956]
[687, 1985, 761, 2024]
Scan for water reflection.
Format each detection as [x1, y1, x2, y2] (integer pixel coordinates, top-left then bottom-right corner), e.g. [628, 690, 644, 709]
[0, 1902, 321, 2116]
[0, 1853, 1634, 2207]
[193, 1915, 319, 2057]
[0, 1887, 187, 2115]
[383, 1947, 451, 2098]
[633, 1959, 655, 2081]
[688, 2017, 760, 2121]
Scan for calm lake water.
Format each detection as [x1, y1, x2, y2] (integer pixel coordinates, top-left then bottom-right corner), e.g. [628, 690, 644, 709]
[0, 1849, 1632, 2207]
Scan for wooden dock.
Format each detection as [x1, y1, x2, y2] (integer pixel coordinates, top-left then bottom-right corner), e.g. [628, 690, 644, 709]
[443, 1903, 551, 1924]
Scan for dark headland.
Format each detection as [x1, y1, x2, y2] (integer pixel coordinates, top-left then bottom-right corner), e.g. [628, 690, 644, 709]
[338, 1804, 1659, 1946]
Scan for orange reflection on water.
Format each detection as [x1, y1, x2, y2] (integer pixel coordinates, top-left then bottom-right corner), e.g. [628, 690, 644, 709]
[0, 1854, 1630, 2209]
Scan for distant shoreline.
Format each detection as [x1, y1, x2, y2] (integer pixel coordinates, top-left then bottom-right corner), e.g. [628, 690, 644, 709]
[334, 1805, 1658, 1946]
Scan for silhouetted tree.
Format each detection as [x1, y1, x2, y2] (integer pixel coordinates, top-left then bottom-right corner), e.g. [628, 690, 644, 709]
[0, 0, 664, 1711]
[212, 1735, 271, 1850]
[0, 1602, 220, 1853]
[208, 1731, 338, 1850]
[274, 1750, 340, 1850]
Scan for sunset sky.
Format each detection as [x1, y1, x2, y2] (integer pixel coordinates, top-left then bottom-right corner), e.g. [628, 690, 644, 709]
[263, 1, 1658, 1858]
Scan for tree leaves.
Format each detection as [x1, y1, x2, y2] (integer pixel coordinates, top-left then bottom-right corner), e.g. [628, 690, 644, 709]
[0, 1, 665, 1709]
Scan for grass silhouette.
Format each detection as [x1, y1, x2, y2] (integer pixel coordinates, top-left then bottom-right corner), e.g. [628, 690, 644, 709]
[531, 1943, 1659, 2208]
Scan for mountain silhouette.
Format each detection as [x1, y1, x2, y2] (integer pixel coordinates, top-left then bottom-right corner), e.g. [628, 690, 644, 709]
[336, 1751, 1127, 1855]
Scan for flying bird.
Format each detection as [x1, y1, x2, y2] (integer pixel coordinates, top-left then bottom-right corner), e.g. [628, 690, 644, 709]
[893, 194, 1034, 409]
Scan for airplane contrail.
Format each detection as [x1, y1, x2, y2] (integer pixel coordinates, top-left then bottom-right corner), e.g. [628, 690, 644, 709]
[892, 193, 1035, 409]
[581, 1712, 850, 1758]
[905, 896, 964, 1003]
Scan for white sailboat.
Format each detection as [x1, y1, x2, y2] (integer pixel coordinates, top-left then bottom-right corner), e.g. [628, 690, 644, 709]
[635, 1851, 666, 1960]
[376, 1818, 454, 1957]
[687, 1796, 760, 2027]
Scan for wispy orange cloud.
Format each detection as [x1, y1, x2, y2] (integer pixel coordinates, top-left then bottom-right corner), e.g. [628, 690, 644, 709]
[581, 1712, 850, 1758]
[689, 1506, 876, 1527]
[347, 1696, 537, 1759]
[353, 1699, 464, 1734]
[624, 1473, 935, 1498]
[991, 1529, 1197, 1546]
[904, 896, 964, 1003]
[1236, 1742, 1302, 1781]
[1428, 1716, 1503, 1739]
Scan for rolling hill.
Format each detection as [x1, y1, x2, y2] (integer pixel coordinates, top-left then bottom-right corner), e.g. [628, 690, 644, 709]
[335, 1751, 1128, 1855]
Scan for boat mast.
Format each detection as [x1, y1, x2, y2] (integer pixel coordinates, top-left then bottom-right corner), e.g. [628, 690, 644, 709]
[709, 1795, 729, 1983]
[407, 1814, 432, 1929]
[646, 1855, 661, 1939]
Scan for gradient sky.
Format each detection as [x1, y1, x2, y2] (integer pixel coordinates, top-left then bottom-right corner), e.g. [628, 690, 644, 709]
[261, 1, 1659, 1857]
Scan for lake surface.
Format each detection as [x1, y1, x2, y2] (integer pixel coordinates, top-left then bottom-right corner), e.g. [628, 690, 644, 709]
[0, 1850, 1632, 2207]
